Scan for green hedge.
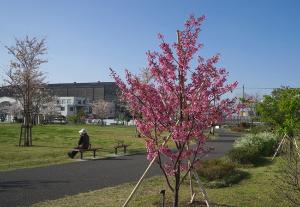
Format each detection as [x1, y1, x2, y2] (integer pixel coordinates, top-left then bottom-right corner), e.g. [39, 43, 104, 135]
[226, 146, 261, 164]
[196, 159, 236, 181]
[195, 159, 247, 188]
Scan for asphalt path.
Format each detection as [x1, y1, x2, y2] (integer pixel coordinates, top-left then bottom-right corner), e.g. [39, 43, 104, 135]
[0, 129, 239, 207]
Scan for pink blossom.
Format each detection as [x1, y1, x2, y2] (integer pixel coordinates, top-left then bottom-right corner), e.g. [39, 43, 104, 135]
[111, 15, 238, 190]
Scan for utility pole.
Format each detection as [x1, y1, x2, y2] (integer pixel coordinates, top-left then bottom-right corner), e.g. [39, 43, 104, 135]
[242, 84, 245, 100]
[240, 84, 245, 123]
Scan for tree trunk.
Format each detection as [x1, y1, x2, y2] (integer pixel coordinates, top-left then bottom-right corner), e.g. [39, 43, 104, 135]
[26, 110, 31, 146]
[19, 110, 32, 147]
[135, 127, 141, 138]
[173, 168, 181, 207]
[173, 188, 179, 207]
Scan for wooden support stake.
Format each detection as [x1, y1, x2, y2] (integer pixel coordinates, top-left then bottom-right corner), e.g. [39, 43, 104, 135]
[293, 137, 300, 160]
[186, 143, 195, 203]
[272, 134, 287, 160]
[122, 155, 157, 207]
[192, 169, 210, 207]
[122, 120, 180, 207]
[188, 168, 195, 203]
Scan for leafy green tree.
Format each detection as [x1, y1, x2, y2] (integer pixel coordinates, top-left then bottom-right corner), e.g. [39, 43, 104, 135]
[257, 87, 300, 137]
[68, 109, 85, 124]
[115, 102, 132, 125]
[257, 87, 300, 206]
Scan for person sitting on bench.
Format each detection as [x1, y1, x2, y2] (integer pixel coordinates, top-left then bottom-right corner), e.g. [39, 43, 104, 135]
[68, 128, 90, 158]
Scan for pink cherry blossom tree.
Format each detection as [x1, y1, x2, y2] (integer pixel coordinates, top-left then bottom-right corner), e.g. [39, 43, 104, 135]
[111, 15, 238, 207]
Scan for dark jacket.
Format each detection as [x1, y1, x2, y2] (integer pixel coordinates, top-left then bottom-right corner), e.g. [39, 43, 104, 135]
[78, 133, 90, 149]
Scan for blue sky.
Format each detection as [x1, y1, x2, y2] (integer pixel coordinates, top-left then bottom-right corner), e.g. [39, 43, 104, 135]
[0, 0, 299, 96]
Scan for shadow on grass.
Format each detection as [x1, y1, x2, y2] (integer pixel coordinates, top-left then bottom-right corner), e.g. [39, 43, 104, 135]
[203, 170, 250, 189]
[185, 201, 237, 207]
[25, 145, 68, 149]
[154, 200, 238, 207]
[252, 157, 273, 167]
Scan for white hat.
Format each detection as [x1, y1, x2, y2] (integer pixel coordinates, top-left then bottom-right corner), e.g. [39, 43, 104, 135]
[79, 128, 87, 134]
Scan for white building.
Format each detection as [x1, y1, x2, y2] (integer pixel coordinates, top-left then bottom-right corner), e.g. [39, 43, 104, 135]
[0, 97, 22, 122]
[1, 96, 118, 124]
[54, 97, 91, 117]
[0, 96, 92, 123]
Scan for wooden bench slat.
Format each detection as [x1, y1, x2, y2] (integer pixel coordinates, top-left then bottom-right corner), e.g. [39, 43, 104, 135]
[73, 147, 101, 159]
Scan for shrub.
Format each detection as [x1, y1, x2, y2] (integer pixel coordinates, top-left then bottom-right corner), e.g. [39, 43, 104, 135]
[249, 124, 272, 134]
[233, 132, 278, 156]
[196, 159, 236, 181]
[205, 171, 247, 188]
[195, 159, 247, 188]
[226, 146, 261, 164]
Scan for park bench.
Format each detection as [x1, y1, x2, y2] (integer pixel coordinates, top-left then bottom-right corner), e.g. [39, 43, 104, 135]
[74, 144, 101, 159]
[114, 140, 129, 154]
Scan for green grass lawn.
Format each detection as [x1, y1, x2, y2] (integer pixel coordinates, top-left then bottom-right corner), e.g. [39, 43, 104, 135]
[33, 158, 289, 207]
[0, 123, 145, 171]
[0, 124, 240, 172]
[2, 124, 297, 206]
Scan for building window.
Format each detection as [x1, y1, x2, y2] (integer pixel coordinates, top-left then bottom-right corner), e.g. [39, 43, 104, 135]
[67, 99, 71, 104]
[61, 107, 65, 111]
[78, 100, 81, 104]
[70, 106, 74, 111]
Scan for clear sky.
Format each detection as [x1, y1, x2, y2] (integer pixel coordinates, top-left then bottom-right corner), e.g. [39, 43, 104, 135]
[0, 0, 299, 96]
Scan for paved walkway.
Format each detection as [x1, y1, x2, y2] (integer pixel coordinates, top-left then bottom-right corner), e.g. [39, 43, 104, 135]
[0, 129, 239, 207]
